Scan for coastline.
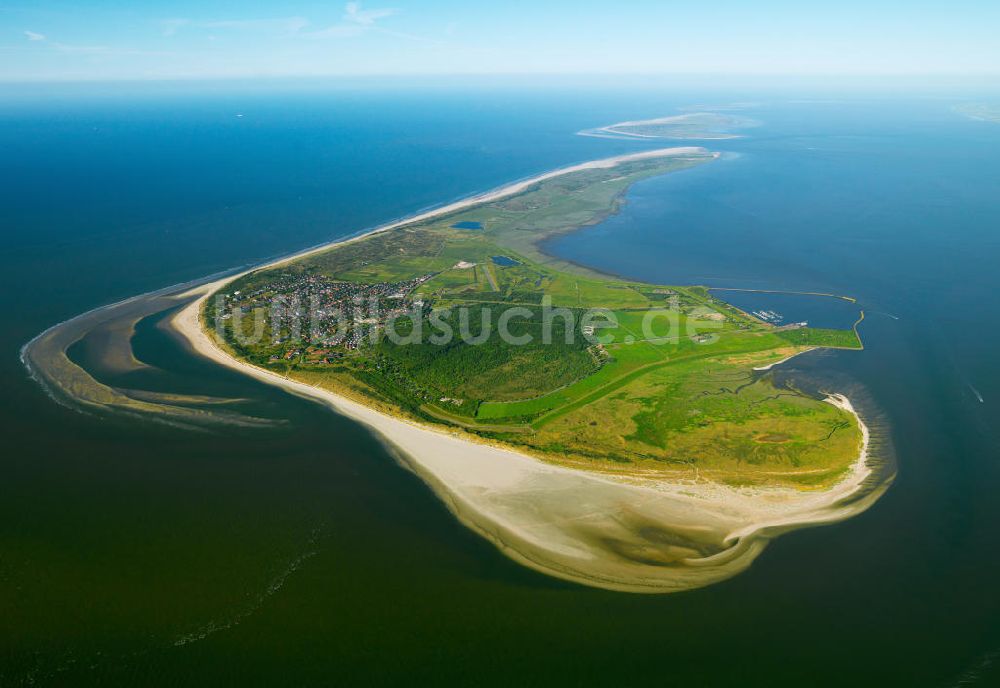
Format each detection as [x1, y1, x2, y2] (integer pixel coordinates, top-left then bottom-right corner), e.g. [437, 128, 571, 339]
[248, 147, 714, 273]
[752, 347, 816, 371]
[25, 147, 890, 593]
[577, 113, 749, 141]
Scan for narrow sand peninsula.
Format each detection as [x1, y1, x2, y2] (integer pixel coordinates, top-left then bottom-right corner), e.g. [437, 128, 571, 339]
[258, 147, 715, 272]
[578, 114, 744, 141]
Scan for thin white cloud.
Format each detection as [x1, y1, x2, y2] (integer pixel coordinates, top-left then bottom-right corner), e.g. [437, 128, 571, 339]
[377, 26, 440, 44]
[303, 3, 398, 39]
[52, 43, 113, 55]
[154, 3, 401, 42]
[23, 28, 166, 56]
[17, 31, 173, 58]
[344, 2, 396, 26]
[161, 16, 309, 38]
[202, 16, 309, 35]
[161, 19, 190, 37]
[50, 42, 174, 57]
[303, 24, 366, 39]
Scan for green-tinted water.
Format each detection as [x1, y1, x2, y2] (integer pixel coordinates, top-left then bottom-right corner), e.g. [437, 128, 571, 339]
[3, 86, 1000, 686]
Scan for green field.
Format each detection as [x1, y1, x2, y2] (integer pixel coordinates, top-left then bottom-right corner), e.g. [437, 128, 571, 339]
[207, 152, 865, 489]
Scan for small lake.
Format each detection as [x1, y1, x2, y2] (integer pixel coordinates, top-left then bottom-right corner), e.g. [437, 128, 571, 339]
[491, 255, 520, 267]
[451, 220, 483, 230]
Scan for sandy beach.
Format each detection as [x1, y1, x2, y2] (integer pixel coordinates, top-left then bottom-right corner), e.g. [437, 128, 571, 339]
[578, 114, 743, 141]
[752, 347, 816, 371]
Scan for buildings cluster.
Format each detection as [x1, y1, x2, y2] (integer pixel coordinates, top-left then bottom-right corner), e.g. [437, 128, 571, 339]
[222, 272, 435, 356]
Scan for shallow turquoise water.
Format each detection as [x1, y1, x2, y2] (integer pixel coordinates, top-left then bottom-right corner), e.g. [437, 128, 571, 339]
[3, 83, 1000, 686]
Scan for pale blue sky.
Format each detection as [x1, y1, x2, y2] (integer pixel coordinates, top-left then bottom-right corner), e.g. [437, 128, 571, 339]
[2, 0, 999, 81]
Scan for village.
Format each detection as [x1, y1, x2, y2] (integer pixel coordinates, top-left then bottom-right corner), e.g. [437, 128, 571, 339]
[218, 271, 436, 363]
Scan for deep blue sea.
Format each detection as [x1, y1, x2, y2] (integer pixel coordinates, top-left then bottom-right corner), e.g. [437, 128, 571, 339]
[3, 81, 1000, 686]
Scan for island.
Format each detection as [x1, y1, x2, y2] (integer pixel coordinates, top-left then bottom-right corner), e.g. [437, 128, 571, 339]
[23, 147, 889, 594]
[577, 112, 755, 140]
[168, 147, 887, 592]
[955, 103, 1000, 124]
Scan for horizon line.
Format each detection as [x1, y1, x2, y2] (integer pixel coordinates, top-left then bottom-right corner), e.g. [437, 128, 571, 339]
[2, 71, 1000, 86]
